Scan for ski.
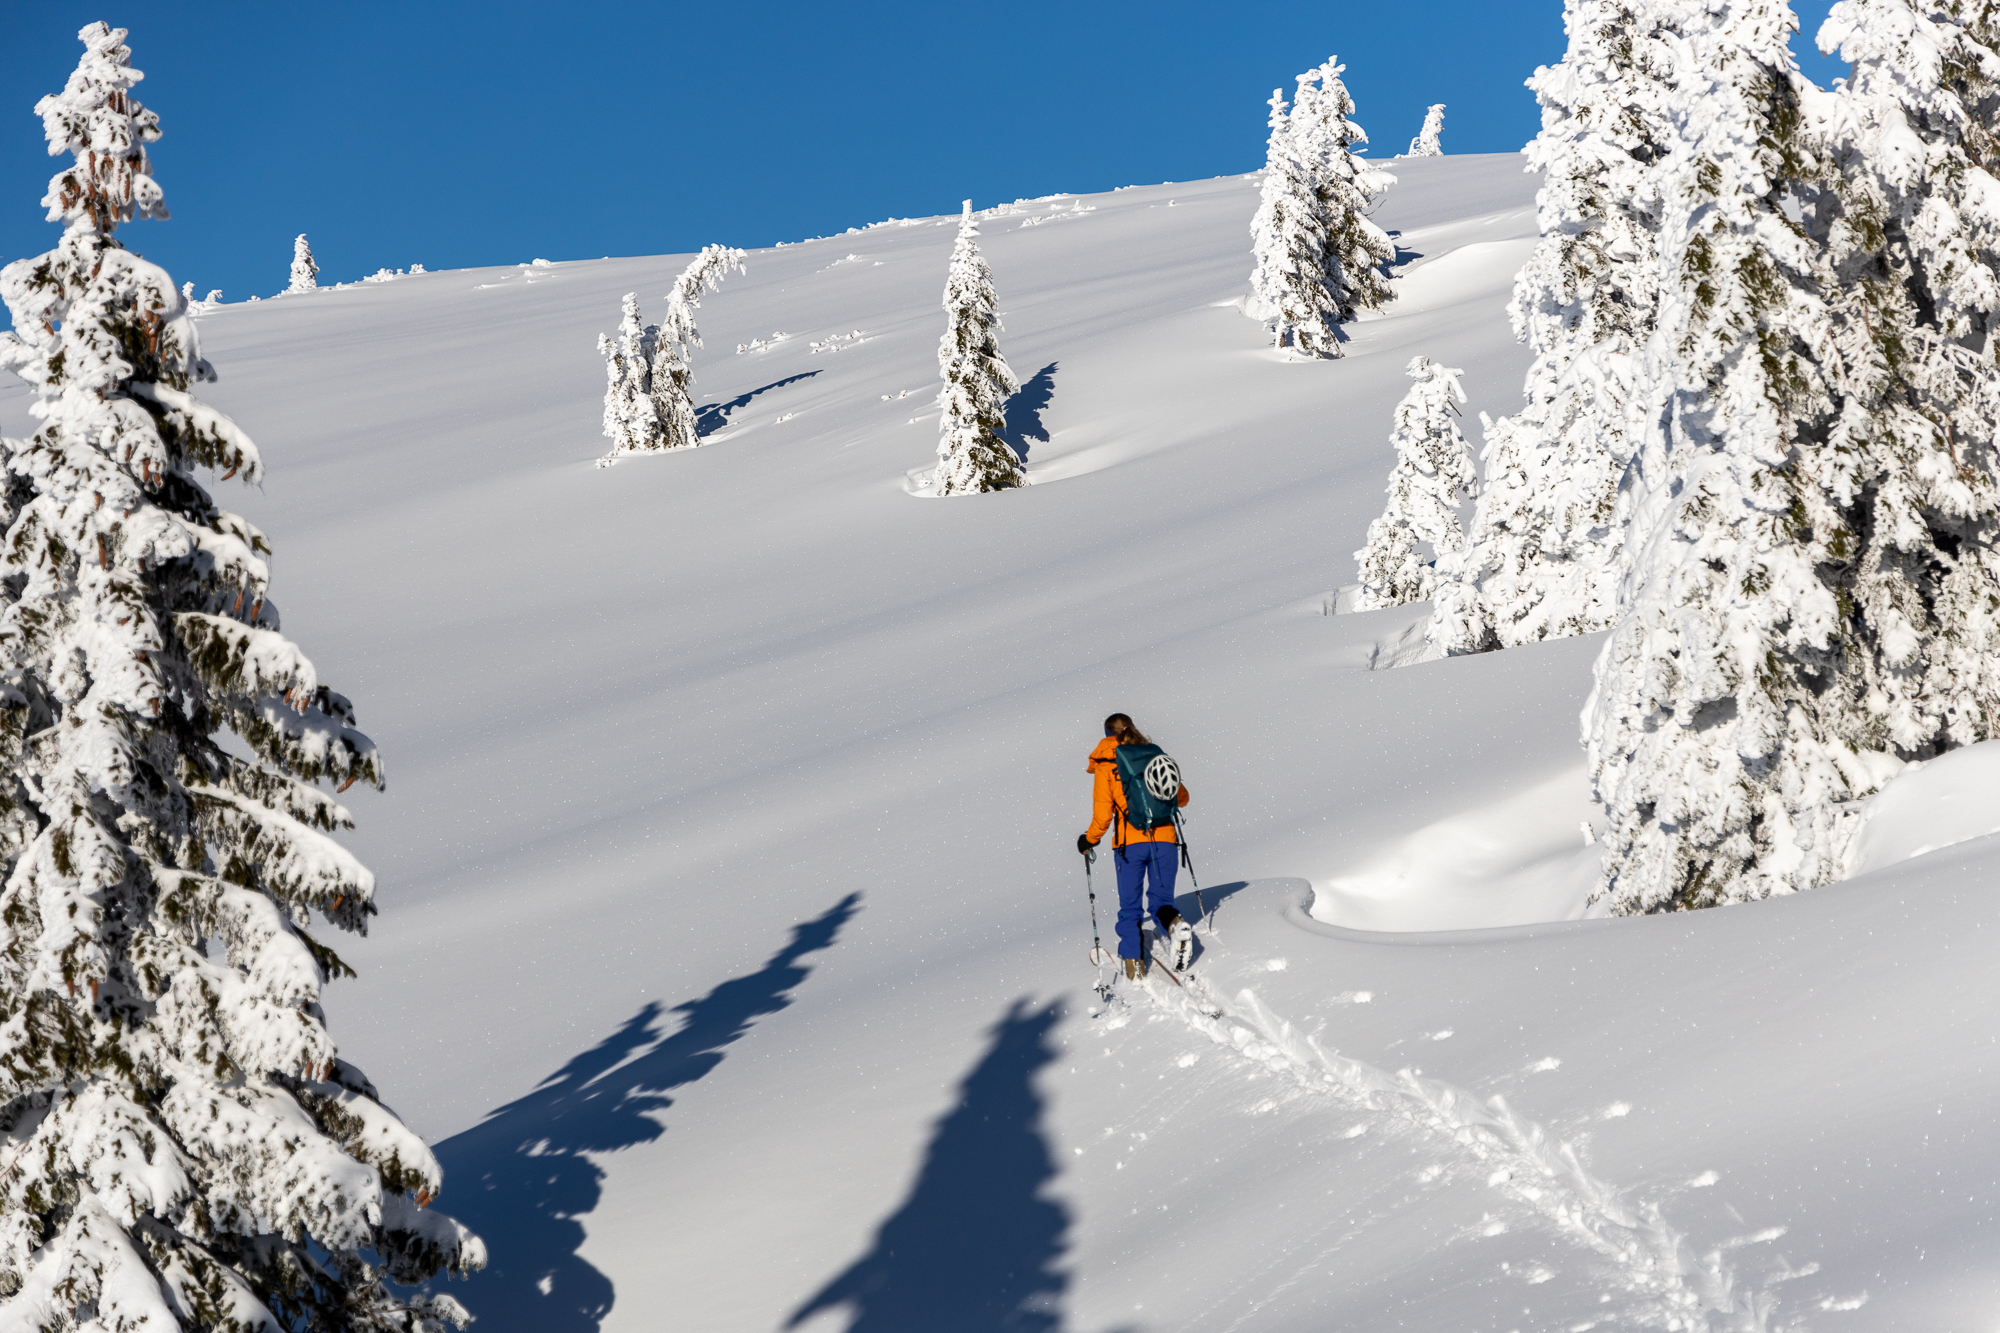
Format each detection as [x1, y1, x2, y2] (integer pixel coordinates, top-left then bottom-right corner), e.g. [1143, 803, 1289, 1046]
[1146, 943, 1221, 1018]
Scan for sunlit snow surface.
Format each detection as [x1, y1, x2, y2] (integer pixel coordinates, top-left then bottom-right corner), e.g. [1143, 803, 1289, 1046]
[6, 155, 1998, 1331]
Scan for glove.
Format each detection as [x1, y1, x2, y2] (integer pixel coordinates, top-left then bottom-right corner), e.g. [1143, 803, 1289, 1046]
[1077, 834, 1097, 859]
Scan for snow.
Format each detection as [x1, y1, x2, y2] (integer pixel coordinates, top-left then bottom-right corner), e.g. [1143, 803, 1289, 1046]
[1317, 759, 1602, 930]
[3, 153, 1989, 1330]
[1137, 857, 2000, 1329]
[1846, 739, 2000, 875]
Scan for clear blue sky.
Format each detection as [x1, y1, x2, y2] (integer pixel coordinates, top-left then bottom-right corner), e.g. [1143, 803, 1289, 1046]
[1, 1, 1843, 307]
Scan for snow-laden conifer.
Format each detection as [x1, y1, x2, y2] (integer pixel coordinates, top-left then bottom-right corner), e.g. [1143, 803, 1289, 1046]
[1352, 358, 1477, 608]
[597, 292, 659, 459]
[1248, 88, 1338, 356]
[1407, 104, 1446, 156]
[1247, 60, 1396, 358]
[1584, 0, 1862, 912]
[288, 232, 317, 293]
[649, 244, 747, 454]
[933, 201, 1024, 495]
[1292, 59, 1398, 329]
[1803, 6, 2000, 789]
[1428, 0, 1678, 656]
[0, 25, 483, 1329]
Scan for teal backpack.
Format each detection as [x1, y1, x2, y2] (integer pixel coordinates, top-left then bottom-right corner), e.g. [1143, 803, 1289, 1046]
[1112, 743, 1182, 833]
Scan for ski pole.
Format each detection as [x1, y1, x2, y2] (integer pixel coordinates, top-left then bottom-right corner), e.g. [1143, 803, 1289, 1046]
[1173, 810, 1207, 926]
[1082, 846, 1111, 1000]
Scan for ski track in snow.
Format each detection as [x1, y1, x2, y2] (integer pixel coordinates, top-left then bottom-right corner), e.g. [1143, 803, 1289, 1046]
[1138, 963, 1807, 1332]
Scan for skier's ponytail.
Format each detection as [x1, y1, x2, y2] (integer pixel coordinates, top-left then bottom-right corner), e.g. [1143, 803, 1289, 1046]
[1103, 713, 1151, 746]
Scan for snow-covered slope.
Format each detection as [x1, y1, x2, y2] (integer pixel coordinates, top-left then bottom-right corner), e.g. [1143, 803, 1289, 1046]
[6, 153, 1992, 1331]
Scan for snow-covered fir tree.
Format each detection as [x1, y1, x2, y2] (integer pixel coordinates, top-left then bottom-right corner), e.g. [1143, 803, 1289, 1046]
[597, 292, 659, 459]
[1584, 0, 1865, 913]
[933, 201, 1024, 495]
[649, 244, 747, 454]
[1407, 103, 1446, 156]
[1293, 60, 1398, 329]
[1247, 59, 1397, 358]
[1248, 88, 1339, 356]
[1805, 6, 2000, 785]
[1428, 0, 1679, 656]
[288, 232, 317, 292]
[0, 24, 483, 1329]
[1352, 358, 1477, 608]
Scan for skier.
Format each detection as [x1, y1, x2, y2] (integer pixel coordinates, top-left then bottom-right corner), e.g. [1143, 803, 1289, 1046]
[1078, 713, 1193, 978]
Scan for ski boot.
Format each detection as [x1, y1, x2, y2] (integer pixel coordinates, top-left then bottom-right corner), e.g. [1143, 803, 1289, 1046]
[1157, 905, 1194, 971]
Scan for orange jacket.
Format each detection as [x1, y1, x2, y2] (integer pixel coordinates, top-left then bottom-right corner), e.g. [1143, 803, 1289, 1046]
[1085, 737, 1189, 848]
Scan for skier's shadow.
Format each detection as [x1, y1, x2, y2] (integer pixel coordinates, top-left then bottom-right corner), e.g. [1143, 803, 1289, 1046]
[425, 891, 861, 1333]
[1001, 361, 1058, 463]
[787, 997, 1078, 1333]
[1186, 879, 1249, 925]
[695, 370, 821, 437]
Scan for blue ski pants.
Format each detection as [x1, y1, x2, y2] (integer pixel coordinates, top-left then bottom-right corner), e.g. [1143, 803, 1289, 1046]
[1114, 841, 1179, 960]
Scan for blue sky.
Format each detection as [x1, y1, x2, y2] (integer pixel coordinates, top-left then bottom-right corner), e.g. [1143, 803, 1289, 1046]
[1, 2, 1843, 307]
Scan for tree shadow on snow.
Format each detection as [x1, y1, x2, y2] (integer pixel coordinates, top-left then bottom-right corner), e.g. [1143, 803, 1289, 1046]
[695, 370, 821, 437]
[422, 891, 861, 1333]
[787, 998, 1084, 1333]
[1000, 361, 1057, 464]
